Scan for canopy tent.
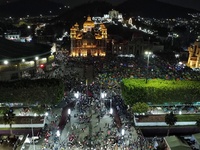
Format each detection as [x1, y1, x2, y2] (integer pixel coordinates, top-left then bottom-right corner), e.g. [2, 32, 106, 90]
[164, 135, 192, 150]
[192, 133, 200, 150]
[193, 133, 200, 144]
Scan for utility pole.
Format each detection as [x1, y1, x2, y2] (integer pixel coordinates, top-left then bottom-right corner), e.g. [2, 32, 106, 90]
[145, 51, 152, 83]
[86, 79, 92, 149]
[31, 119, 36, 150]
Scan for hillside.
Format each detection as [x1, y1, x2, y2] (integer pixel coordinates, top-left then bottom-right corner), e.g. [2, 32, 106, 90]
[55, 1, 113, 26]
[158, 0, 200, 11]
[55, 0, 199, 26]
[1, 0, 199, 19]
[116, 0, 199, 18]
[0, 0, 64, 17]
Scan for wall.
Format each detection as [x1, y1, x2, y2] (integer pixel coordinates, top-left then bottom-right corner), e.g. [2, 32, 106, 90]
[0, 123, 45, 128]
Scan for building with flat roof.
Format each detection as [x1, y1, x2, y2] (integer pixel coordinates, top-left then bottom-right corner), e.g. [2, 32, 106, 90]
[0, 38, 54, 80]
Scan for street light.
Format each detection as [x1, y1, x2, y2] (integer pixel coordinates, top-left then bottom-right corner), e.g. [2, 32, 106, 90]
[68, 109, 71, 115]
[145, 51, 152, 83]
[109, 108, 113, 114]
[179, 110, 182, 115]
[175, 54, 180, 64]
[174, 54, 180, 79]
[68, 109, 71, 120]
[121, 129, 125, 148]
[31, 119, 36, 150]
[101, 91, 107, 99]
[35, 56, 39, 61]
[45, 112, 48, 116]
[3, 60, 9, 65]
[100, 91, 106, 114]
[22, 59, 25, 62]
[121, 128, 125, 136]
[56, 130, 60, 137]
[175, 54, 179, 59]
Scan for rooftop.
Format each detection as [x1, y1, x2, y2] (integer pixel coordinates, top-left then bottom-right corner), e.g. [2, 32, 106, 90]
[0, 38, 51, 61]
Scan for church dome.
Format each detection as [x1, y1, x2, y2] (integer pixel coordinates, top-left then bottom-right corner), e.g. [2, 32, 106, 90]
[83, 16, 95, 27]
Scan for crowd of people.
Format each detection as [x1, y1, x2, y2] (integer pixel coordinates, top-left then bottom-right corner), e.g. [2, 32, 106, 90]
[91, 54, 200, 92]
[36, 51, 200, 149]
[41, 90, 154, 150]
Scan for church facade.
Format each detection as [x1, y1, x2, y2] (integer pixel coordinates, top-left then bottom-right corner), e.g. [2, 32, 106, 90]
[70, 16, 107, 57]
[187, 39, 200, 68]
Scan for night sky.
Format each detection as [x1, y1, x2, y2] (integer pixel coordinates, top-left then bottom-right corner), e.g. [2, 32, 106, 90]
[1, 0, 200, 11]
[158, 0, 200, 11]
[52, 0, 200, 11]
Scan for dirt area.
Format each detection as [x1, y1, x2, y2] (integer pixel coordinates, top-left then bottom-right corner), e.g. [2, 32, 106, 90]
[137, 115, 165, 122]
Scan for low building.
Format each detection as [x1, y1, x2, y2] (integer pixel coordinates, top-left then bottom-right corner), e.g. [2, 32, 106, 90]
[0, 38, 54, 80]
[112, 34, 164, 56]
[4, 30, 32, 42]
[4, 30, 21, 41]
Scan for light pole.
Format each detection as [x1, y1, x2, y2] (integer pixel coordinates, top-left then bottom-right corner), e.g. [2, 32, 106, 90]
[109, 99, 113, 114]
[174, 53, 180, 79]
[101, 91, 106, 99]
[68, 108, 71, 124]
[56, 130, 60, 149]
[175, 54, 180, 64]
[31, 119, 36, 150]
[121, 128, 125, 149]
[100, 91, 107, 114]
[74, 91, 80, 112]
[67, 109, 71, 115]
[86, 79, 92, 149]
[145, 51, 152, 83]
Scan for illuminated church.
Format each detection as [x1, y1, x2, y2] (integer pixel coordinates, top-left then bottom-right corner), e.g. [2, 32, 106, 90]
[187, 39, 200, 68]
[70, 16, 107, 57]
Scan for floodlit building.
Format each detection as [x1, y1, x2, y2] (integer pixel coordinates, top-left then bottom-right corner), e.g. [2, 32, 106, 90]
[187, 39, 200, 68]
[103, 9, 123, 22]
[112, 33, 164, 56]
[70, 16, 107, 57]
[4, 30, 32, 42]
[108, 9, 123, 22]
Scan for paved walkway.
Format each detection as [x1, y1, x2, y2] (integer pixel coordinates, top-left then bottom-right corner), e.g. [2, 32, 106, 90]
[29, 96, 145, 150]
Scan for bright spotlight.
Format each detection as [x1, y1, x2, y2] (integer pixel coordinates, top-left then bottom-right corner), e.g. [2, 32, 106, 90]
[3, 60, 9, 65]
[35, 57, 39, 60]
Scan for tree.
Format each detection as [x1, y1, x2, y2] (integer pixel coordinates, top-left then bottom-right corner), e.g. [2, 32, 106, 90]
[132, 102, 149, 114]
[196, 118, 200, 128]
[31, 106, 45, 116]
[121, 79, 200, 105]
[165, 111, 177, 136]
[0, 78, 64, 106]
[3, 107, 15, 135]
[0, 107, 8, 115]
